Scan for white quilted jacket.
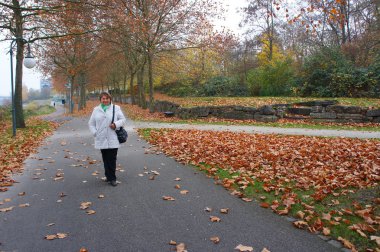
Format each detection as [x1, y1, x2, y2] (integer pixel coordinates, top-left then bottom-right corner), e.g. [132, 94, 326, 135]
[88, 104, 126, 149]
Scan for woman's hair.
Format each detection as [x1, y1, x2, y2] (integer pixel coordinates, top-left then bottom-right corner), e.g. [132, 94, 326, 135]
[99, 92, 112, 101]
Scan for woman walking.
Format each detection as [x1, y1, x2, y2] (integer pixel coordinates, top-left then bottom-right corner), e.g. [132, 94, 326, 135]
[88, 92, 126, 186]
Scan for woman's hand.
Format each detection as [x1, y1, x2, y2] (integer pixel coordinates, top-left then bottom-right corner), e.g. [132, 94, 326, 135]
[109, 123, 116, 130]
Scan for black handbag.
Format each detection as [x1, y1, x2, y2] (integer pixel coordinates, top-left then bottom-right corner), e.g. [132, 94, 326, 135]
[112, 105, 128, 143]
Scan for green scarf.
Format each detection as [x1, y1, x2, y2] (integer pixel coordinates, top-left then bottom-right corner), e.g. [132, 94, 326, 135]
[100, 103, 110, 112]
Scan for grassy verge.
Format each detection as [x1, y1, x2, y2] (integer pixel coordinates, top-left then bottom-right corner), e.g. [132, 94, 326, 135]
[209, 165, 379, 251]
[0, 104, 60, 191]
[139, 128, 380, 252]
[24, 101, 56, 117]
[154, 93, 380, 108]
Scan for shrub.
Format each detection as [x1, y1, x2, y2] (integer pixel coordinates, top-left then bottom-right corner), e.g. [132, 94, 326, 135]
[156, 80, 199, 97]
[247, 59, 295, 96]
[199, 76, 249, 97]
[299, 47, 379, 97]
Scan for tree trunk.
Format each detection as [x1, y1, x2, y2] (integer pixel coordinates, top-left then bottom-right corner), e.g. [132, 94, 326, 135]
[129, 71, 135, 105]
[122, 70, 127, 104]
[69, 76, 75, 114]
[14, 0, 26, 128]
[268, 1, 274, 61]
[15, 39, 26, 128]
[137, 65, 146, 109]
[80, 73, 86, 109]
[147, 50, 154, 113]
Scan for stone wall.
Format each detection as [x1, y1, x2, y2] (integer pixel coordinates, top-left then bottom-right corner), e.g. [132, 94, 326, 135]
[154, 100, 380, 123]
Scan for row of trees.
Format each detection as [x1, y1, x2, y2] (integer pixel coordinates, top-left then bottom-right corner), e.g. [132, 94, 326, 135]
[237, 0, 379, 97]
[0, 0, 379, 128]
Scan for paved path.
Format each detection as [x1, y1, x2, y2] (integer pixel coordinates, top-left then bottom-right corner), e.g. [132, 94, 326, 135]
[0, 110, 344, 251]
[132, 121, 380, 139]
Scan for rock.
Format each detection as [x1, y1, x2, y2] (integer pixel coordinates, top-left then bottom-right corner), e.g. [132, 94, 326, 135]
[336, 114, 365, 120]
[259, 105, 276, 115]
[154, 100, 179, 113]
[367, 109, 380, 117]
[294, 100, 338, 107]
[326, 105, 366, 114]
[254, 113, 278, 122]
[276, 109, 285, 118]
[287, 107, 312, 116]
[311, 106, 323, 113]
[373, 117, 380, 123]
[190, 106, 210, 117]
[209, 106, 234, 117]
[239, 107, 257, 113]
[310, 112, 337, 119]
[222, 111, 254, 120]
[177, 108, 193, 119]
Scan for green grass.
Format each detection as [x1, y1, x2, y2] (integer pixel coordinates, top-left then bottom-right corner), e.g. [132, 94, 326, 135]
[1, 102, 56, 122]
[24, 102, 56, 117]
[139, 128, 155, 140]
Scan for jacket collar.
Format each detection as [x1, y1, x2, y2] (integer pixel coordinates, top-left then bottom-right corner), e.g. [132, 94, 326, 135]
[97, 103, 113, 112]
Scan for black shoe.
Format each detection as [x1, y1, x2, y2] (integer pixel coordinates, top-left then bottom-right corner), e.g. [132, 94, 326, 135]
[110, 180, 117, 186]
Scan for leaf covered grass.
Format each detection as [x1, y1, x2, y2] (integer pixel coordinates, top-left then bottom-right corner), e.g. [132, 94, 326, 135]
[154, 93, 380, 108]
[122, 103, 380, 132]
[0, 106, 60, 192]
[139, 128, 380, 251]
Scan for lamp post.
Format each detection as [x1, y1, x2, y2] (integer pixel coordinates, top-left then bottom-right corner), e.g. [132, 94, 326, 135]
[9, 38, 36, 137]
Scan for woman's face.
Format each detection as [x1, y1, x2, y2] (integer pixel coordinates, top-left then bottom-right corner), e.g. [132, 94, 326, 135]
[100, 95, 111, 105]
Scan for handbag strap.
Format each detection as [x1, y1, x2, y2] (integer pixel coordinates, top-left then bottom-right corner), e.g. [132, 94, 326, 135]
[111, 104, 115, 124]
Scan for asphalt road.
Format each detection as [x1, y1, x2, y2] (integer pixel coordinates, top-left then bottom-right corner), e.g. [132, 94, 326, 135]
[0, 111, 344, 252]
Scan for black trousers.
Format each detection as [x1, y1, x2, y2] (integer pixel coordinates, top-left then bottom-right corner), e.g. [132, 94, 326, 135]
[100, 148, 118, 181]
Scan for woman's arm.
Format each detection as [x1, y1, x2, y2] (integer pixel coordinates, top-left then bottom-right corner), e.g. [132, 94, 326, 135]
[88, 109, 97, 136]
[114, 106, 126, 129]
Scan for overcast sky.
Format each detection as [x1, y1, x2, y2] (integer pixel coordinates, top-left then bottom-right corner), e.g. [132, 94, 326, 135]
[0, 0, 246, 97]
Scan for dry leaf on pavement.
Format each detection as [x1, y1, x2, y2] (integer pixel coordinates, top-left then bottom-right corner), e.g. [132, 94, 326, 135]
[176, 242, 187, 252]
[235, 244, 254, 252]
[45, 233, 68, 240]
[220, 208, 229, 214]
[242, 198, 253, 202]
[210, 236, 220, 244]
[45, 234, 57, 240]
[210, 216, 221, 222]
[169, 240, 177, 245]
[86, 210, 96, 215]
[80, 202, 92, 210]
[0, 207, 14, 212]
[204, 207, 212, 212]
[163, 196, 175, 201]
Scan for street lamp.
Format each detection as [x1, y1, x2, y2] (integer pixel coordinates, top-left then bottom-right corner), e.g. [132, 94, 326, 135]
[9, 38, 37, 137]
